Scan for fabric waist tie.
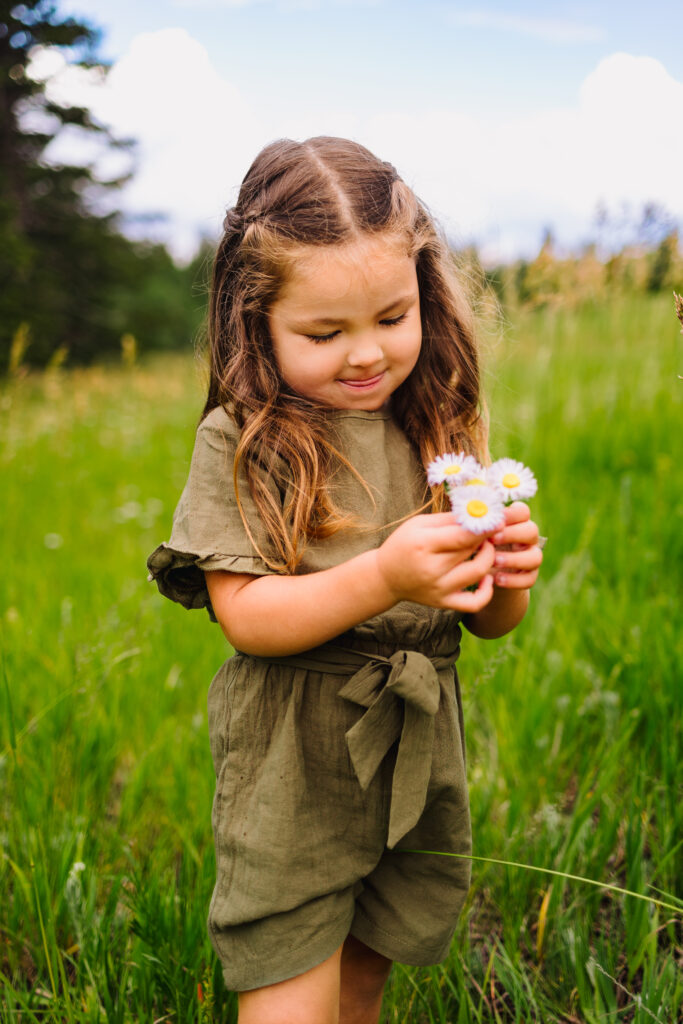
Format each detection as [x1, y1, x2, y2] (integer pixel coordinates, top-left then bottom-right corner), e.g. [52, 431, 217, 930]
[254, 642, 459, 849]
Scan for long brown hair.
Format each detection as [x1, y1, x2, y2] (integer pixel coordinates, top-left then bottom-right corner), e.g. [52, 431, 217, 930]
[203, 136, 486, 572]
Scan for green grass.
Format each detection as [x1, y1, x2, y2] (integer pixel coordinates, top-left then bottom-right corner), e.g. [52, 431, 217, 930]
[1, 293, 681, 1022]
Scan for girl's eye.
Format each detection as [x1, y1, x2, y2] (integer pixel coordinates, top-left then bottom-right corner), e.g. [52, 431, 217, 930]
[306, 331, 340, 344]
[305, 313, 406, 343]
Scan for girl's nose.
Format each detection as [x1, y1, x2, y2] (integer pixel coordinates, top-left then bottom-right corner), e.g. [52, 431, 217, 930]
[346, 336, 384, 367]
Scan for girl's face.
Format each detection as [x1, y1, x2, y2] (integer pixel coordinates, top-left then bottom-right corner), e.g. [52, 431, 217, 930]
[267, 234, 422, 411]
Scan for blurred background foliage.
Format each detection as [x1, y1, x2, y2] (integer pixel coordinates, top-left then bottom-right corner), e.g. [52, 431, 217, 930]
[1, 0, 208, 369]
[1, 1, 682, 373]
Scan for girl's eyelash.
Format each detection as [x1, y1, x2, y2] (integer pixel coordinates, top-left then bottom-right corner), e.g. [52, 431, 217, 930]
[306, 313, 407, 344]
[308, 331, 340, 344]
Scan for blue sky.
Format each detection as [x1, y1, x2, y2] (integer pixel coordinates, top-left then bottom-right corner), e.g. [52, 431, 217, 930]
[48, 0, 683, 260]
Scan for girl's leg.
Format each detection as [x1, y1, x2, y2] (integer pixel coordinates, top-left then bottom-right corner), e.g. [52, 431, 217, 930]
[237, 945, 343, 1024]
[339, 934, 393, 1024]
[236, 935, 392, 1024]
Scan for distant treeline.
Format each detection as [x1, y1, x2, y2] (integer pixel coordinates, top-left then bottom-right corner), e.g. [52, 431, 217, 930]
[482, 227, 683, 311]
[4, 235, 212, 371]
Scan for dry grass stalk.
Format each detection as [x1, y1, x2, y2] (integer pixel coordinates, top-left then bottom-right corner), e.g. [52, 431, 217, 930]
[675, 292, 683, 379]
[674, 291, 683, 330]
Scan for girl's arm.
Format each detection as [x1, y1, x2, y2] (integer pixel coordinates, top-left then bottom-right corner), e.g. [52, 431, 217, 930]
[205, 513, 498, 657]
[461, 502, 543, 639]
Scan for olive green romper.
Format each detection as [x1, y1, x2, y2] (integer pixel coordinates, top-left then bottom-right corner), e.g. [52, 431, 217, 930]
[147, 405, 472, 992]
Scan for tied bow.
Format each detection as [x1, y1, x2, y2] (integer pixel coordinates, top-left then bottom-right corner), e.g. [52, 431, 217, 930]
[254, 642, 459, 850]
[339, 650, 446, 848]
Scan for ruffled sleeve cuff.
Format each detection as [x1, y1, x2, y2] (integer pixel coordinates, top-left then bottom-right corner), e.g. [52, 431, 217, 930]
[146, 543, 272, 621]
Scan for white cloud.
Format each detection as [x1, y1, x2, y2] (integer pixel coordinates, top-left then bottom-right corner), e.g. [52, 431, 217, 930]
[32, 32, 683, 262]
[347, 53, 683, 258]
[355, 52, 683, 258]
[172, 0, 266, 8]
[173, 0, 381, 7]
[35, 29, 265, 254]
[448, 10, 604, 43]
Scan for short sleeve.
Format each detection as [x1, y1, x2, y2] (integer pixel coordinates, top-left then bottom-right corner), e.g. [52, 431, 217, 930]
[146, 406, 281, 620]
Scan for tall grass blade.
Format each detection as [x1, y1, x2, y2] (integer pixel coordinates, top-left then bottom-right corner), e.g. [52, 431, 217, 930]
[400, 850, 683, 916]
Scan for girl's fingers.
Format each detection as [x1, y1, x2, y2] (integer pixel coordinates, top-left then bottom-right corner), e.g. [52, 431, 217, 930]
[426, 512, 465, 528]
[430, 532, 483, 556]
[441, 540, 495, 591]
[493, 569, 539, 589]
[492, 522, 540, 548]
[491, 502, 531, 543]
[506, 501, 531, 522]
[444, 572, 495, 612]
[428, 523, 493, 553]
[493, 547, 543, 572]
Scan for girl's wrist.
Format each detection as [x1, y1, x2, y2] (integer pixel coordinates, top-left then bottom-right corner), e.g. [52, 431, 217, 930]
[368, 547, 403, 608]
[463, 584, 529, 638]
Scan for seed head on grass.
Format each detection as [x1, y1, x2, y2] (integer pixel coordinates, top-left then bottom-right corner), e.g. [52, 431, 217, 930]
[675, 292, 683, 379]
[9, 322, 31, 376]
[674, 291, 683, 330]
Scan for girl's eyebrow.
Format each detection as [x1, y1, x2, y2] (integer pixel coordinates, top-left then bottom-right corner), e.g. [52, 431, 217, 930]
[295, 292, 417, 328]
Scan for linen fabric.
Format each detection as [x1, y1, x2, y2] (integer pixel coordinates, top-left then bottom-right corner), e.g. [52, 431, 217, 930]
[147, 405, 472, 991]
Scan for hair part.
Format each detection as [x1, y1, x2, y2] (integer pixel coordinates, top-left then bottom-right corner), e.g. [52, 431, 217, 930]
[202, 136, 486, 572]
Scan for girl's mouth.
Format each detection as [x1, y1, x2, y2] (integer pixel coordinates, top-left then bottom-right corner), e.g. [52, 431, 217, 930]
[338, 372, 385, 390]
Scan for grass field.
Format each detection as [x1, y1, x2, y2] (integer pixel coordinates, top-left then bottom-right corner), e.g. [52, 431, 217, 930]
[1, 293, 682, 1022]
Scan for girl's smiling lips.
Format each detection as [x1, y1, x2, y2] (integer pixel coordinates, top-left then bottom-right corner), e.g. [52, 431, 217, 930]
[338, 372, 385, 390]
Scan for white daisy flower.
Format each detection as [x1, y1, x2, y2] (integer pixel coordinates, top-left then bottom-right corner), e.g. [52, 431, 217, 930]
[427, 452, 483, 487]
[487, 458, 538, 502]
[449, 484, 505, 534]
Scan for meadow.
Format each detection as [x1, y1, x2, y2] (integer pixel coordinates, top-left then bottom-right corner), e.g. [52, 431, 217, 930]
[1, 292, 681, 1022]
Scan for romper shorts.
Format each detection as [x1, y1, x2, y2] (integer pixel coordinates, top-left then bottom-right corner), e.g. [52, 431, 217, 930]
[206, 633, 472, 992]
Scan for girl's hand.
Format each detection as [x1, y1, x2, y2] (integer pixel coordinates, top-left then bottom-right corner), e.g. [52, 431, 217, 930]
[490, 502, 543, 590]
[375, 512, 497, 613]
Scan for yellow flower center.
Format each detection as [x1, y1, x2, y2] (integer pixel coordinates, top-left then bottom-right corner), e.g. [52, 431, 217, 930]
[502, 472, 520, 489]
[465, 477, 486, 486]
[444, 465, 461, 475]
[466, 499, 489, 518]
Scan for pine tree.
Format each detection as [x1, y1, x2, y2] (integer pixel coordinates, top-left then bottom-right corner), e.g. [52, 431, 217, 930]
[0, 0, 137, 365]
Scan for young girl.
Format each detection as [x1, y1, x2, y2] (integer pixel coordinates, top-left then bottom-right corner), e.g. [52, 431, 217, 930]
[147, 136, 542, 1024]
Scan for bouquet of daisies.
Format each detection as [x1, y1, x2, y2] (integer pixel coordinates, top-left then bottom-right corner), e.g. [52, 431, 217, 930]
[427, 453, 537, 534]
